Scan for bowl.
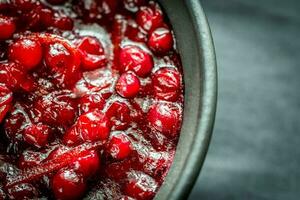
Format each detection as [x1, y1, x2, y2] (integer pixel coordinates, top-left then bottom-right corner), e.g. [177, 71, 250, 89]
[154, 1, 217, 199]
[84, 0, 217, 199]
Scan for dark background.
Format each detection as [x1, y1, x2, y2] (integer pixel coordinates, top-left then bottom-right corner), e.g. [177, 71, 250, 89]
[189, 0, 300, 199]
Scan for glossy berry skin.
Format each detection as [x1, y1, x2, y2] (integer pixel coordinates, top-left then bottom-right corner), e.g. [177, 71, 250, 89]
[79, 93, 106, 114]
[148, 27, 173, 54]
[147, 102, 181, 137]
[136, 3, 163, 32]
[73, 150, 101, 178]
[125, 171, 158, 200]
[9, 39, 42, 71]
[23, 123, 51, 148]
[63, 110, 110, 146]
[107, 133, 132, 160]
[52, 169, 87, 200]
[34, 92, 77, 126]
[106, 101, 131, 131]
[152, 67, 181, 101]
[116, 72, 140, 98]
[0, 62, 35, 91]
[119, 45, 153, 77]
[45, 42, 73, 72]
[0, 16, 16, 40]
[77, 36, 107, 71]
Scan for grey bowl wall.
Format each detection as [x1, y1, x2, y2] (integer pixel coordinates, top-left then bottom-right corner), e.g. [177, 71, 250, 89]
[154, 1, 217, 200]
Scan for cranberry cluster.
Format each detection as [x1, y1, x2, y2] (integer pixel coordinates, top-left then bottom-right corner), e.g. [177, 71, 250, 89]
[0, 0, 183, 199]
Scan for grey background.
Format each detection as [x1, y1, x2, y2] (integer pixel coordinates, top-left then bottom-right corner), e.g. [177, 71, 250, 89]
[189, 0, 300, 199]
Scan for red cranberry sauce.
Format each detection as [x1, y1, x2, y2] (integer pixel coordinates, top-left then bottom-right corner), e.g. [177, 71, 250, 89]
[0, 0, 184, 199]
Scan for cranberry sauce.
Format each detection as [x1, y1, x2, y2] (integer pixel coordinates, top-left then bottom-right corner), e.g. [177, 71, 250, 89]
[0, 0, 184, 199]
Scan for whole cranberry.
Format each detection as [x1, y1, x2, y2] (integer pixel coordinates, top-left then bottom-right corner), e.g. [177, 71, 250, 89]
[18, 150, 44, 169]
[119, 45, 153, 77]
[79, 93, 106, 114]
[45, 42, 73, 72]
[73, 150, 101, 178]
[53, 15, 74, 30]
[52, 169, 87, 200]
[116, 72, 140, 98]
[0, 62, 33, 91]
[124, 171, 158, 200]
[107, 133, 132, 160]
[63, 110, 110, 146]
[77, 36, 105, 55]
[136, 3, 163, 32]
[34, 92, 77, 126]
[106, 101, 131, 130]
[4, 106, 29, 141]
[77, 36, 107, 71]
[147, 102, 181, 137]
[148, 27, 173, 54]
[152, 67, 181, 101]
[23, 123, 51, 148]
[9, 39, 42, 71]
[7, 183, 38, 200]
[0, 16, 16, 40]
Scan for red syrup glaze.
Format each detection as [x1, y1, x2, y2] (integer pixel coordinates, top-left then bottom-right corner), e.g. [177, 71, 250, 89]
[0, 1, 184, 199]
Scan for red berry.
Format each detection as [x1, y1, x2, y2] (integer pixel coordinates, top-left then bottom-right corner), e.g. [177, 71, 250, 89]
[136, 3, 163, 32]
[116, 72, 140, 98]
[34, 92, 77, 126]
[79, 93, 106, 114]
[53, 15, 74, 30]
[0, 16, 16, 40]
[0, 62, 32, 91]
[119, 45, 153, 77]
[148, 27, 173, 54]
[9, 39, 42, 70]
[4, 109, 27, 141]
[73, 150, 101, 178]
[45, 42, 73, 72]
[23, 123, 51, 148]
[147, 102, 181, 137]
[125, 171, 158, 200]
[52, 169, 87, 200]
[40, 8, 54, 27]
[18, 150, 44, 169]
[77, 36, 107, 71]
[63, 110, 110, 146]
[106, 101, 131, 130]
[107, 133, 132, 160]
[77, 36, 104, 55]
[152, 67, 181, 101]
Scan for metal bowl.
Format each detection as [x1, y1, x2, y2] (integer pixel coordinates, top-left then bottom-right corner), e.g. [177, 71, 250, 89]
[154, 1, 217, 199]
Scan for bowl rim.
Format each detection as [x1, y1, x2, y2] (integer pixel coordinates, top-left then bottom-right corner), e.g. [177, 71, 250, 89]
[154, 1, 217, 199]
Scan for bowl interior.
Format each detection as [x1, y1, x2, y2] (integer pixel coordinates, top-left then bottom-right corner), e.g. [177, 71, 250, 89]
[154, 1, 217, 199]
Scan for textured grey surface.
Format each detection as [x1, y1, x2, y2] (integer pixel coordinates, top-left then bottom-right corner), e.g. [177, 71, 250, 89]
[189, 0, 300, 199]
